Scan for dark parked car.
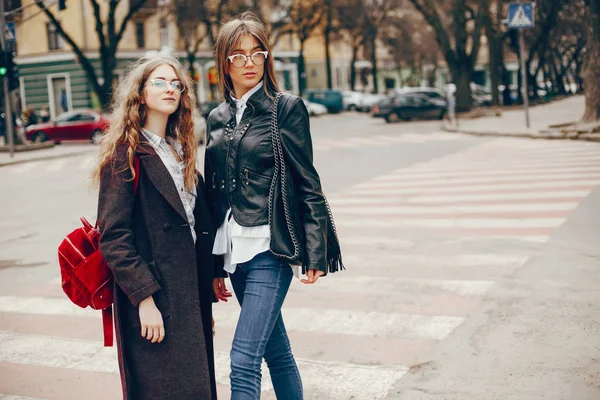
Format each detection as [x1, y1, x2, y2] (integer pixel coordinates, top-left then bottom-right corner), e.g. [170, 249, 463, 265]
[395, 87, 447, 104]
[305, 89, 344, 113]
[372, 93, 446, 123]
[25, 109, 110, 144]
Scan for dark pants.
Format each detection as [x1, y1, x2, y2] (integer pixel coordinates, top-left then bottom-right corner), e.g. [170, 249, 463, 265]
[229, 251, 303, 399]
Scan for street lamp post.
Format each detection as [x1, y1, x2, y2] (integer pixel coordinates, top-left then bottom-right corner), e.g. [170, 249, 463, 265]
[0, 0, 15, 157]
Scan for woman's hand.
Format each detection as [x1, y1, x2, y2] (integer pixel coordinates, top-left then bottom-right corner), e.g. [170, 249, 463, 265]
[213, 278, 232, 302]
[138, 296, 165, 343]
[301, 269, 325, 284]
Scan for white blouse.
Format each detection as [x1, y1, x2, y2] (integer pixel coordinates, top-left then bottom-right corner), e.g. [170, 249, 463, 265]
[212, 81, 299, 277]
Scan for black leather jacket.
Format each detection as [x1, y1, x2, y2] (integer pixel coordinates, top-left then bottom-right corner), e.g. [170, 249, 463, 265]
[205, 87, 328, 274]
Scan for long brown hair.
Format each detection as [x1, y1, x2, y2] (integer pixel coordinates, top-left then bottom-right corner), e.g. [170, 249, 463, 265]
[92, 55, 198, 191]
[214, 11, 281, 99]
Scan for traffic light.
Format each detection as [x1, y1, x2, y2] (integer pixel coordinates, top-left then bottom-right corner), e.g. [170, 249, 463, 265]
[6, 51, 19, 91]
[0, 51, 6, 77]
[59, 0, 67, 10]
[0, 50, 20, 91]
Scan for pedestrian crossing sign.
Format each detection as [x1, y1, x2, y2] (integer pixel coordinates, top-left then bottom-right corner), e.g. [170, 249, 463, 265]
[508, 2, 535, 28]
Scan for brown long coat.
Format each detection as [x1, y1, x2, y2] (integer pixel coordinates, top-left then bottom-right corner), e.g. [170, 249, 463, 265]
[98, 139, 217, 400]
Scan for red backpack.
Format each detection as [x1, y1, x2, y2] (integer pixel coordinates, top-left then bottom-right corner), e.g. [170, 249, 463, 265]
[57, 157, 140, 347]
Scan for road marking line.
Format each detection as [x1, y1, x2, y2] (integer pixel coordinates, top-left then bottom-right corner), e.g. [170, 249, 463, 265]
[331, 203, 579, 214]
[0, 332, 407, 399]
[335, 217, 565, 229]
[309, 276, 495, 296]
[340, 254, 529, 267]
[381, 166, 600, 179]
[359, 173, 600, 188]
[0, 296, 464, 340]
[347, 180, 600, 195]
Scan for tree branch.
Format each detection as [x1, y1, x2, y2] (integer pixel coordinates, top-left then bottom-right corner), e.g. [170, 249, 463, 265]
[408, 0, 457, 68]
[116, 0, 149, 47]
[35, 0, 101, 93]
[89, 0, 107, 51]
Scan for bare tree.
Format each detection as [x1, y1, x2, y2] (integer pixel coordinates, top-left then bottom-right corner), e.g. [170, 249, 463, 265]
[36, 0, 149, 110]
[582, 0, 600, 121]
[381, 12, 439, 88]
[337, 0, 367, 91]
[322, 0, 339, 89]
[362, 0, 395, 94]
[408, 0, 485, 111]
[171, 0, 210, 92]
[288, 0, 325, 96]
[223, 0, 293, 48]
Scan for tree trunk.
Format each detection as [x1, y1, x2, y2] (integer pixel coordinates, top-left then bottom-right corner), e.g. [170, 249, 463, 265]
[487, 32, 501, 106]
[451, 65, 473, 112]
[324, 3, 333, 89]
[369, 34, 379, 93]
[582, 0, 600, 121]
[299, 42, 306, 97]
[349, 44, 358, 91]
[187, 50, 198, 97]
[100, 50, 115, 111]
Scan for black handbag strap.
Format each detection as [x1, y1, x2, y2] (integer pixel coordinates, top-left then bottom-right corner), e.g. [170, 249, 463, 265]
[268, 93, 301, 261]
[268, 93, 344, 273]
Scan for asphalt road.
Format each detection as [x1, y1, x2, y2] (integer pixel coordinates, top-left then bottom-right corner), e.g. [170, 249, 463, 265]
[1, 111, 599, 399]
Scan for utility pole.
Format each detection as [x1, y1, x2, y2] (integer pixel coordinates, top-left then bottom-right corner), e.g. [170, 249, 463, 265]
[508, 1, 534, 129]
[0, 0, 15, 157]
[518, 29, 530, 128]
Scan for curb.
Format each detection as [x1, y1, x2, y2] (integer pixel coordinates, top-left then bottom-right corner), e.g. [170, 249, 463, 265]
[0, 142, 55, 152]
[0, 149, 96, 167]
[441, 125, 600, 143]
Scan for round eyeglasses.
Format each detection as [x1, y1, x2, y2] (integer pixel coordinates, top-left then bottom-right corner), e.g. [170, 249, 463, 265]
[227, 51, 269, 68]
[146, 78, 185, 93]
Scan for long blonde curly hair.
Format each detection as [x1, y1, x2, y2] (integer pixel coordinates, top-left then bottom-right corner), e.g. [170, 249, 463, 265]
[92, 55, 198, 191]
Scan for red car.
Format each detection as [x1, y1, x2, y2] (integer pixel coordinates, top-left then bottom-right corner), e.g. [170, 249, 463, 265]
[26, 109, 110, 144]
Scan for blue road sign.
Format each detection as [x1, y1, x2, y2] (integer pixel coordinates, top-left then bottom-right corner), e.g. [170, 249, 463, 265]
[508, 3, 535, 28]
[5, 22, 15, 42]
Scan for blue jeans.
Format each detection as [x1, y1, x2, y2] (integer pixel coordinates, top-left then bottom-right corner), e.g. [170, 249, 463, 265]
[229, 251, 303, 400]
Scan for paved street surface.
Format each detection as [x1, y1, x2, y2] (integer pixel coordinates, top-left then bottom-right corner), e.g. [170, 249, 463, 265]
[1, 112, 599, 399]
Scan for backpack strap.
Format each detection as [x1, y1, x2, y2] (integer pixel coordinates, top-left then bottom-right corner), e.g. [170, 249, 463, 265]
[133, 155, 141, 195]
[102, 306, 113, 347]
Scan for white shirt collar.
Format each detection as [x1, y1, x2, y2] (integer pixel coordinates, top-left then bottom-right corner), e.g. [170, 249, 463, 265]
[232, 81, 264, 110]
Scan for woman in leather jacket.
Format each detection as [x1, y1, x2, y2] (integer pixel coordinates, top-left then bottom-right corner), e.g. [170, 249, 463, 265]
[205, 12, 343, 400]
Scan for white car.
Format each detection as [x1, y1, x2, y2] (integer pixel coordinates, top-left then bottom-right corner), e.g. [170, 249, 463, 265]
[342, 91, 365, 111]
[303, 99, 328, 116]
[360, 93, 388, 112]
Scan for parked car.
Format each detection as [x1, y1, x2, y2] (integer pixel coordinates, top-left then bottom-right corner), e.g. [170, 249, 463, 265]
[395, 87, 447, 104]
[342, 90, 365, 111]
[302, 99, 328, 116]
[360, 93, 388, 112]
[193, 108, 207, 144]
[25, 109, 110, 144]
[471, 83, 492, 107]
[305, 89, 344, 113]
[372, 93, 446, 123]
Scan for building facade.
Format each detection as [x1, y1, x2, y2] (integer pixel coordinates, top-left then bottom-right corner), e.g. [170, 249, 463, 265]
[14, 0, 300, 118]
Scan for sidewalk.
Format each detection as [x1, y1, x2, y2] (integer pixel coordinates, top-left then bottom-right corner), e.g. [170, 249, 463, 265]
[443, 95, 600, 142]
[0, 143, 97, 167]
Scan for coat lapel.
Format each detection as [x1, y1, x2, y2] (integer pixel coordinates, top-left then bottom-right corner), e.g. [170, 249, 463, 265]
[136, 137, 189, 222]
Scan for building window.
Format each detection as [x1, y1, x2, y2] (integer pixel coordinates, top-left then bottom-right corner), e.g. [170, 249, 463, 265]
[160, 17, 169, 49]
[47, 22, 64, 51]
[135, 21, 145, 49]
